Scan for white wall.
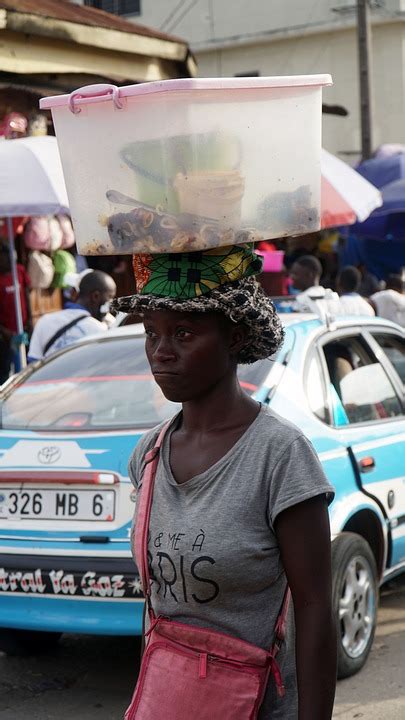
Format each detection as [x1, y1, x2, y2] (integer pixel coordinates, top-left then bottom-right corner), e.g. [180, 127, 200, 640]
[72, 2, 405, 159]
[136, 0, 403, 48]
[195, 21, 405, 161]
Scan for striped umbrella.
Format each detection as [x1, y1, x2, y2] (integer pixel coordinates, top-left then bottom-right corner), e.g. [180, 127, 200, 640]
[321, 148, 382, 229]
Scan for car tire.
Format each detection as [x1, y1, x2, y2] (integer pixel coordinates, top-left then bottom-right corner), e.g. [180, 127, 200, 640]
[332, 532, 378, 679]
[0, 629, 62, 656]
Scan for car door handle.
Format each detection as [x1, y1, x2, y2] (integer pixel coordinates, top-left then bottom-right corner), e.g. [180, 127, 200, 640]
[359, 456, 376, 473]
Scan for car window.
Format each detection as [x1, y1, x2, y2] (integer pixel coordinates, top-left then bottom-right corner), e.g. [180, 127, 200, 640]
[238, 358, 275, 393]
[1, 337, 177, 431]
[0, 335, 273, 431]
[306, 354, 329, 424]
[371, 333, 405, 385]
[321, 336, 402, 425]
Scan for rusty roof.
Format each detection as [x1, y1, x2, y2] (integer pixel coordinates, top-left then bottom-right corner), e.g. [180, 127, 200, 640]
[0, 0, 187, 45]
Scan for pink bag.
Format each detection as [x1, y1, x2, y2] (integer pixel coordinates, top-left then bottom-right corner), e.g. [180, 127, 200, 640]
[125, 425, 291, 720]
[23, 216, 62, 251]
[58, 214, 75, 249]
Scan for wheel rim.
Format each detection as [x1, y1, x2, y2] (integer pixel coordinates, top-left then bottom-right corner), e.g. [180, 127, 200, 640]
[339, 554, 376, 659]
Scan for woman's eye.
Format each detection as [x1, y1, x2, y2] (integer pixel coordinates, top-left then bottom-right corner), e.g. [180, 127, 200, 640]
[145, 329, 157, 339]
[176, 328, 192, 339]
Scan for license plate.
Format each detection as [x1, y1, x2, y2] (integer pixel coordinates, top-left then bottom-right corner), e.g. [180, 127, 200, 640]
[0, 488, 116, 521]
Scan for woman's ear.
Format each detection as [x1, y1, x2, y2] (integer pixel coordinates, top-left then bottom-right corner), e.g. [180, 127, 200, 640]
[228, 323, 249, 357]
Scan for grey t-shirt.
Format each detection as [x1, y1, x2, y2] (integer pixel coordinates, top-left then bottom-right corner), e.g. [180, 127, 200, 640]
[129, 405, 334, 719]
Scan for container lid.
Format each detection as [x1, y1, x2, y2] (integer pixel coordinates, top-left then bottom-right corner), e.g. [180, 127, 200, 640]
[40, 74, 333, 111]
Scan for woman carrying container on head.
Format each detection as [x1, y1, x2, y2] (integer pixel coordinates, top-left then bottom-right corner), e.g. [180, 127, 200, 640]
[115, 245, 336, 720]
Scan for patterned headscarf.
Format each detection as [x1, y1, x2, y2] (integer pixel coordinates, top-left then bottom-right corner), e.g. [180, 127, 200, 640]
[132, 244, 263, 299]
[113, 245, 284, 364]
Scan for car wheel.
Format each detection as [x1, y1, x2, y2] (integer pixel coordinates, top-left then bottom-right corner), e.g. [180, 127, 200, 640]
[332, 532, 378, 679]
[0, 629, 62, 656]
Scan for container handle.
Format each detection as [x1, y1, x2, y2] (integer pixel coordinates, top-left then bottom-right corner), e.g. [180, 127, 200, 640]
[68, 84, 124, 114]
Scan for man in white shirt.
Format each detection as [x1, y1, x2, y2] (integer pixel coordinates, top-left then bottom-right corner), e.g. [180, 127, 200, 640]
[370, 274, 405, 327]
[336, 266, 375, 317]
[28, 270, 116, 361]
[290, 255, 342, 316]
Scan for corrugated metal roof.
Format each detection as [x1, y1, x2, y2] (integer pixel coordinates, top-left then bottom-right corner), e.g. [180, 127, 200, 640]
[0, 0, 186, 45]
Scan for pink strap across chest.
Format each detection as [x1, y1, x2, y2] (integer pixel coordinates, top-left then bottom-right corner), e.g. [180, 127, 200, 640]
[133, 422, 291, 646]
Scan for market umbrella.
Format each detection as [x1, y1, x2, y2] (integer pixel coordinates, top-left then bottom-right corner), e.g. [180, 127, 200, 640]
[356, 151, 405, 189]
[350, 179, 405, 240]
[0, 136, 69, 367]
[320, 148, 382, 229]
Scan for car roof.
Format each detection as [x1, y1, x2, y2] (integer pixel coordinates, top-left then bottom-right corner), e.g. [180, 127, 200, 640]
[279, 312, 404, 332]
[101, 322, 145, 339]
[74, 314, 404, 347]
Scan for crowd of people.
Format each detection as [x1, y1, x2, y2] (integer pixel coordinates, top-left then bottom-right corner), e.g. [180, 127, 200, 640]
[0, 255, 117, 383]
[0, 238, 404, 386]
[289, 254, 405, 325]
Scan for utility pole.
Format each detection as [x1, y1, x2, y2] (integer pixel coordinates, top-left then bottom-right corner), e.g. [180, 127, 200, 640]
[357, 0, 373, 160]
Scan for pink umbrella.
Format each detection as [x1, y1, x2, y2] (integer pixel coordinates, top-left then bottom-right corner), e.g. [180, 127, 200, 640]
[321, 148, 382, 229]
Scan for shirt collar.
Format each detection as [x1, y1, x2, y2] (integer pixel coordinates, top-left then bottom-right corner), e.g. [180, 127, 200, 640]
[64, 301, 89, 313]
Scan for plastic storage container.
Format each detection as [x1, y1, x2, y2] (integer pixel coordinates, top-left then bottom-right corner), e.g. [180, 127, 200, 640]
[41, 75, 332, 255]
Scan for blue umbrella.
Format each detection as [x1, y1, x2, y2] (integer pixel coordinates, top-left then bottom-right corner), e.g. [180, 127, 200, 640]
[357, 153, 405, 189]
[350, 180, 405, 240]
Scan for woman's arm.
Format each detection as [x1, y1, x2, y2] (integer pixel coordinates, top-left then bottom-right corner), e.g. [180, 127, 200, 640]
[275, 495, 337, 720]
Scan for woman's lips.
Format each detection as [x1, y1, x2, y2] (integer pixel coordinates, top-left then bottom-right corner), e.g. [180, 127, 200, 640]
[153, 371, 179, 378]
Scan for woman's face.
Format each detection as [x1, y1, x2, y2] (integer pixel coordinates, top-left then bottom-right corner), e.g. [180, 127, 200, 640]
[143, 309, 239, 403]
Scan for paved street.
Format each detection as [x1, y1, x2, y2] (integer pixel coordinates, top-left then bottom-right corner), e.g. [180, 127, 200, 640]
[0, 577, 403, 719]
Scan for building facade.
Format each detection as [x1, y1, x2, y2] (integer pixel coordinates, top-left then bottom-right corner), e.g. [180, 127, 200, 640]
[82, 0, 405, 161]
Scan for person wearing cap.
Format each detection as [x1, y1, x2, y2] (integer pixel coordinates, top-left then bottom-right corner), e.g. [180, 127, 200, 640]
[63, 269, 116, 329]
[116, 245, 336, 719]
[28, 270, 116, 361]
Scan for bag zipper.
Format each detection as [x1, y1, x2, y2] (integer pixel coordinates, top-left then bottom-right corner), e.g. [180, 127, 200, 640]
[152, 615, 270, 666]
[153, 616, 285, 694]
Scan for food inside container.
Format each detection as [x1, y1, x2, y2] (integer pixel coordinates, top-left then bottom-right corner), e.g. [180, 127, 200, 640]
[100, 132, 255, 254]
[173, 170, 245, 226]
[102, 192, 260, 254]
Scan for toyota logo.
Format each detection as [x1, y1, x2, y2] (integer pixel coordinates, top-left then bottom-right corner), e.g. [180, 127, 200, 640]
[38, 446, 62, 464]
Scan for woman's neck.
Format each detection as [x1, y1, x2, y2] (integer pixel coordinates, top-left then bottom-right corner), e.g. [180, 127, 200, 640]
[180, 372, 260, 434]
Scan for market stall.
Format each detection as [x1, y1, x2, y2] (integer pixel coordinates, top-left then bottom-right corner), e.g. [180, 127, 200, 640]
[0, 135, 69, 366]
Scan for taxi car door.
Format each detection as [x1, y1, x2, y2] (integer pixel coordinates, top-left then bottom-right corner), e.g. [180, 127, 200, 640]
[319, 329, 405, 573]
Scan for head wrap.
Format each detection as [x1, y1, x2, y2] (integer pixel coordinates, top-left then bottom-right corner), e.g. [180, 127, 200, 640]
[132, 244, 262, 299]
[113, 245, 284, 364]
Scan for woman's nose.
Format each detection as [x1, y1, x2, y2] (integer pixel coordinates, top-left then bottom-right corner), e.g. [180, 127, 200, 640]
[152, 336, 176, 361]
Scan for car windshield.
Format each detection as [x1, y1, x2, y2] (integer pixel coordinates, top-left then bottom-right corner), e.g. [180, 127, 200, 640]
[0, 335, 275, 431]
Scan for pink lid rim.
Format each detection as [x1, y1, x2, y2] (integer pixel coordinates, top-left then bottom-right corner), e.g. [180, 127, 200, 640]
[40, 74, 332, 110]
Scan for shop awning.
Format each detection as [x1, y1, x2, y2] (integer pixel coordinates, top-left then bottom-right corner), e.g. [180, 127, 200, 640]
[0, 1, 196, 83]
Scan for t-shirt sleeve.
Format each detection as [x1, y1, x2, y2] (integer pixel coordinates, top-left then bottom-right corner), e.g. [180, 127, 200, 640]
[128, 443, 143, 490]
[268, 434, 335, 529]
[127, 425, 163, 490]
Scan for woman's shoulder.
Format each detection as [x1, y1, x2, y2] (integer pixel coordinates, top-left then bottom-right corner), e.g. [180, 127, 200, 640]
[255, 406, 305, 453]
[128, 415, 177, 487]
[129, 421, 165, 463]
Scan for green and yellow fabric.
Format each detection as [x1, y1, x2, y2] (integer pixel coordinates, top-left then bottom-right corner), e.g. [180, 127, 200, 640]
[132, 244, 263, 299]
